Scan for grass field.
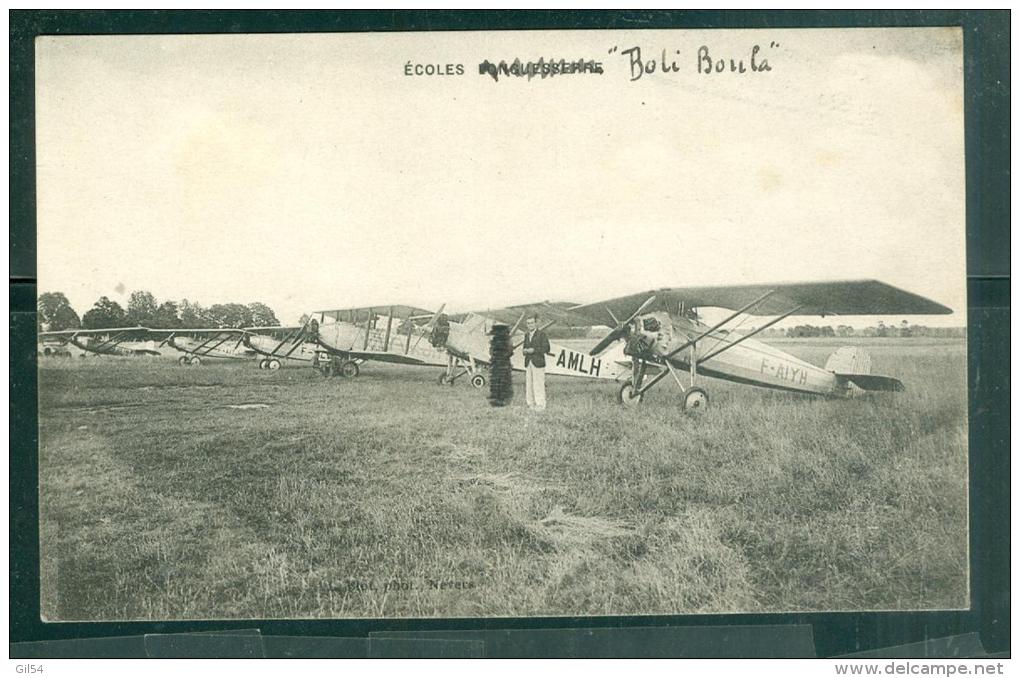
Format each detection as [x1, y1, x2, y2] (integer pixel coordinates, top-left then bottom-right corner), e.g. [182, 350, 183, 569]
[38, 338, 969, 620]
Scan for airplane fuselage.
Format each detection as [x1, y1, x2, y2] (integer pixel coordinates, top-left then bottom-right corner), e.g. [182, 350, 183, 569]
[313, 313, 628, 380]
[444, 320, 629, 380]
[70, 335, 160, 357]
[243, 333, 318, 362]
[315, 318, 449, 366]
[631, 311, 843, 396]
[167, 335, 254, 361]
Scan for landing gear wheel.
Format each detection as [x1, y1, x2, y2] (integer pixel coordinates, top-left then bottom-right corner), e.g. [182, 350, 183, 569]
[470, 374, 487, 389]
[437, 372, 448, 385]
[178, 356, 190, 366]
[617, 382, 644, 406]
[267, 359, 281, 371]
[258, 359, 268, 370]
[683, 387, 709, 412]
[190, 356, 202, 366]
[340, 360, 359, 378]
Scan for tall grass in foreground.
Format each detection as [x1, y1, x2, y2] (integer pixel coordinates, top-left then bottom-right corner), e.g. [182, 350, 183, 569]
[37, 339, 968, 619]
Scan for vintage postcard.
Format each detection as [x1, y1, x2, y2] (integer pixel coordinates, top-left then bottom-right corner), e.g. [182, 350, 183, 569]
[35, 27, 967, 620]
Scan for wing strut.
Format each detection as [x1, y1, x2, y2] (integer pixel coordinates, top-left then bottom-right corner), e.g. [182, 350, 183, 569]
[403, 310, 414, 355]
[362, 308, 373, 351]
[383, 306, 394, 352]
[699, 306, 803, 363]
[188, 331, 236, 356]
[90, 332, 122, 353]
[508, 312, 527, 336]
[280, 327, 309, 359]
[268, 329, 294, 357]
[661, 289, 776, 361]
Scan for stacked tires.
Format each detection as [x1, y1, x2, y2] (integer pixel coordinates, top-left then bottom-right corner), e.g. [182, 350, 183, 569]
[488, 324, 513, 407]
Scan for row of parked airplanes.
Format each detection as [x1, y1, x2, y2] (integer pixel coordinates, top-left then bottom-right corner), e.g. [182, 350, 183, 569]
[38, 279, 953, 409]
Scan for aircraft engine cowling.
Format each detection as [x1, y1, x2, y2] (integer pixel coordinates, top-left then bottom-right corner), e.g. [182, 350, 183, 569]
[429, 322, 450, 349]
[623, 332, 656, 358]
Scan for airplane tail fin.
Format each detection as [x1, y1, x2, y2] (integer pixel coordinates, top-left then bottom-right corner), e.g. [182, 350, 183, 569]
[825, 346, 905, 393]
[824, 346, 872, 374]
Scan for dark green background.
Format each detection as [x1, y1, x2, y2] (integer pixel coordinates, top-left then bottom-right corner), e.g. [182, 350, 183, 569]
[9, 10, 1010, 658]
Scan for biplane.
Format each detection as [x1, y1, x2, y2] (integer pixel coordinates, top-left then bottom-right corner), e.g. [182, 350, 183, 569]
[564, 279, 952, 409]
[37, 327, 162, 357]
[149, 328, 258, 365]
[305, 303, 630, 386]
[305, 304, 456, 378]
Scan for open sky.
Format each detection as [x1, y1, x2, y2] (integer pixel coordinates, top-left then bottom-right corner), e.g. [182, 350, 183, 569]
[36, 28, 965, 327]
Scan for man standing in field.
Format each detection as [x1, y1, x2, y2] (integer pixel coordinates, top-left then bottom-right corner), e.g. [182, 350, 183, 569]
[522, 314, 551, 412]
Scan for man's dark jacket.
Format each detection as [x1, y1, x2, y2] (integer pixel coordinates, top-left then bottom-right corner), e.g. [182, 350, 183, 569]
[522, 329, 551, 368]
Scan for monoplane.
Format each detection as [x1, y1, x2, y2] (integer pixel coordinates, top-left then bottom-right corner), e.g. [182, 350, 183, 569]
[241, 326, 320, 370]
[38, 327, 161, 357]
[149, 328, 257, 366]
[566, 280, 952, 409]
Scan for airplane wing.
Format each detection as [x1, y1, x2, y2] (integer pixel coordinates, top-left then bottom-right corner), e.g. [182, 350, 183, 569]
[39, 326, 151, 338]
[241, 326, 306, 341]
[313, 305, 436, 323]
[568, 280, 953, 326]
[460, 301, 593, 328]
[244, 326, 303, 333]
[147, 327, 247, 336]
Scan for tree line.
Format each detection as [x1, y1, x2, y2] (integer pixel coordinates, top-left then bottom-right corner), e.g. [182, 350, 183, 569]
[754, 321, 965, 339]
[37, 291, 280, 331]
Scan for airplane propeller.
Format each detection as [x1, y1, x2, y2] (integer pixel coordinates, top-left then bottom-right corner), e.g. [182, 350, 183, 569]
[410, 303, 446, 353]
[589, 295, 657, 356]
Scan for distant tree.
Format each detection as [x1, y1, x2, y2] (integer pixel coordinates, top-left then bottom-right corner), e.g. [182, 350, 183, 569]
[899, 319, 911, 338]
[784, 324, 836, 338]
[207, 303, 253, 329]
[151, 300, 182, 329]
[247, 302, 280, 327]
[836, 325, 855, 338]
[126, 290, 159, 325]
[179, 299, 210, 328]
[81, 296, 127, 329]
[37, 291, 81, 332]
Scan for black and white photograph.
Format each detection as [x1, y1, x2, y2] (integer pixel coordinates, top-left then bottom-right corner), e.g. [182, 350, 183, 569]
[33, 26, 969, 621]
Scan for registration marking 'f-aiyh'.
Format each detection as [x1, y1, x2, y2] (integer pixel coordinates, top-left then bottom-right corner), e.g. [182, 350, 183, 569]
[556, 349, 602, 376]
[760, 357, 808, 385]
